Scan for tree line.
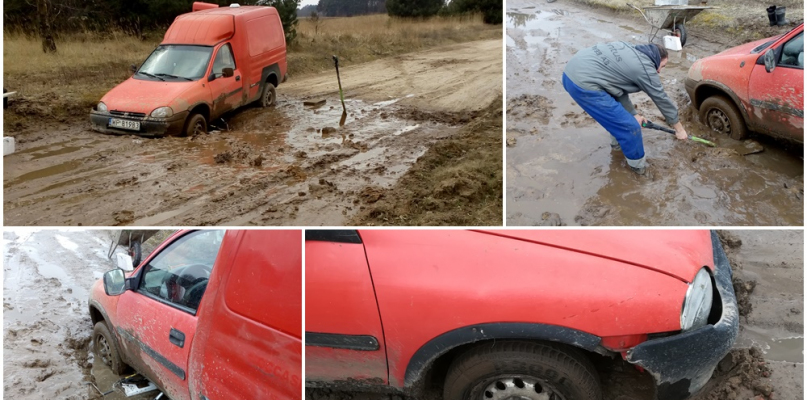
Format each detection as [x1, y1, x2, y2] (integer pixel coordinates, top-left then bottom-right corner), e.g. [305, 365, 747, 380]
[312, 0, 501, 25]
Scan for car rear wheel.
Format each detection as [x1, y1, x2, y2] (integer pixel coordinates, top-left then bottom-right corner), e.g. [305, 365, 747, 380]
[443, 341, 602, 400]
[700, 95, 748, 140]
[184, 113, 207, 137]
[92, 322, 126, 375]
[261, 83, 277, 108]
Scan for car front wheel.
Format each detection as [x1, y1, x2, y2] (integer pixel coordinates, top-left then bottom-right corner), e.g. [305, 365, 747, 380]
[699, 96, 748, 140]
[92, 322, 127, 375]
[443, 341, 602, 400]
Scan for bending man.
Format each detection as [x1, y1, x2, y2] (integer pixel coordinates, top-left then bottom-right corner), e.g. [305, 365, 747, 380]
[563, 42, 687, 175]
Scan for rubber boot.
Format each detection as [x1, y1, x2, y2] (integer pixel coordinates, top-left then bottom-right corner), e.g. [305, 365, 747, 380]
[610, 135, 621, 151]
[626, 156, 646, 175]
[767, 5, 777, 26]
[775, 6, 789, 26]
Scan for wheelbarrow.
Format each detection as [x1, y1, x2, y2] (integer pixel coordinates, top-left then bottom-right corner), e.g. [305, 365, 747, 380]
[107, 230, 158, 268]
[628, 2, 715, 46]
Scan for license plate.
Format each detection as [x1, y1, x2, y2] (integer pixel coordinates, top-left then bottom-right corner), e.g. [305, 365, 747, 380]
[109, 118, 140, 131]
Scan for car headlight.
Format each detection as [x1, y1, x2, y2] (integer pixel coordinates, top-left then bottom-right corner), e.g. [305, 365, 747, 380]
[97, 102, 108, 112]
[150, 106, 173, 118]
[681, 268, 713, 331]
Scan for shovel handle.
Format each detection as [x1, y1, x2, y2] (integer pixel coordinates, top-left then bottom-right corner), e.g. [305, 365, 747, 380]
[642, 120, 675, 134]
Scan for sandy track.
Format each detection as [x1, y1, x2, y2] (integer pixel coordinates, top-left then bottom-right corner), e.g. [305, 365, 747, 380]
[284, 40, 503, 113]
[4, 40, 501, 226]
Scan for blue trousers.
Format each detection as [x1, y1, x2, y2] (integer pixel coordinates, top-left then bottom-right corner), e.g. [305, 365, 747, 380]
[562, 73, 645, 165]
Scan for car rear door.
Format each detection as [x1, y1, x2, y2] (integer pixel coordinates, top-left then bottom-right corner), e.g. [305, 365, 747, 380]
[115, 230, 225, 400]
[305, 230, 389, 385]
[747, 28, 804, 141]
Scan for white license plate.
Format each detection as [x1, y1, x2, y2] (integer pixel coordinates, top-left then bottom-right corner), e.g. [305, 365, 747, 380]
[109, 118, 140, 131]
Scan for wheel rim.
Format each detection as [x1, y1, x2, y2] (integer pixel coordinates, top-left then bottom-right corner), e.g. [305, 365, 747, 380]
[480, 376, 566, 400]
[264, 87, 275, 105]
[95, 334, 112, 367]
[706, 107, 731, 135]
[193, 119, 205, 136]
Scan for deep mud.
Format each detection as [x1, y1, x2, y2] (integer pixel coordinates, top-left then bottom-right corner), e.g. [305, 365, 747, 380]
[306, 231, 803, 400]
[3, 230, 171, 400]
[4, 40, 502, 226]
[506, 0, 804, 226]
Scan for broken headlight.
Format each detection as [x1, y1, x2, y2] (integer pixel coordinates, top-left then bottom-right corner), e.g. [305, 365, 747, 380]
[681, 268, 713, 331]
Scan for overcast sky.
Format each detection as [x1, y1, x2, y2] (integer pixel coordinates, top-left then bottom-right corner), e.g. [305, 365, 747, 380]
[299, 0, 318, 7]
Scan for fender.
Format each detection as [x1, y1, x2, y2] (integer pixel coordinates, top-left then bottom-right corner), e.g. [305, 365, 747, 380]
[88, 299, 132, 366]
[251, 63, 283, 103]
[692, 80, 754, 128]
[403, 322, 602, 388]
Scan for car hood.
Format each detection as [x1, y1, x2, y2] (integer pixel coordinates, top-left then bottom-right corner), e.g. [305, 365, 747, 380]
[476, 230, 713, 282]
[100, 77, 201, 114]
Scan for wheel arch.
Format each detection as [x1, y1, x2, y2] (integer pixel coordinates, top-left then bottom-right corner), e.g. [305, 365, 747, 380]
[403, 323, 603, 391]
[89, 299, 131, 366]
[692, 81, 750, 126]
[188, 102, 211, 122]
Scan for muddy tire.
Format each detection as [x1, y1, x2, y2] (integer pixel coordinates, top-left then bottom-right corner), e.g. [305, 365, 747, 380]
[260, 83, 277, 108]
[443, 341, 602, 400]
[674, 23, 687, 47]
[92, 322, 126, 375]
[700, 95, 747, 140]
[184, 113, 207, 137]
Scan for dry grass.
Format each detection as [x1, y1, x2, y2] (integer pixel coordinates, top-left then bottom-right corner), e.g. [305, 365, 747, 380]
[569, 0, 804, 39]
[3, 15, 499, 128]
[290, 13, 500, 75]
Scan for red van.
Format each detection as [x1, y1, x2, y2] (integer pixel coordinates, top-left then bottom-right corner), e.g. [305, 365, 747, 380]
[686, 24, 803, 142]
[89, 230, 302, 400]
[305, 230, 738, 400]
[90, 2, 287, 137]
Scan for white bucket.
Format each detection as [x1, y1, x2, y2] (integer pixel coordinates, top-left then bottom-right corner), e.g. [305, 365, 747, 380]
[664, 35, 683, 51]
[3, 137, 15, 156]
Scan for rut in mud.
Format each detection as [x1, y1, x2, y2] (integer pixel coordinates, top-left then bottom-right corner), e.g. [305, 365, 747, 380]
[3, 39, 503, 226]
[3, 230, 170, 400]
[306, 231, 803, 400]
[505, 0, 803, 226]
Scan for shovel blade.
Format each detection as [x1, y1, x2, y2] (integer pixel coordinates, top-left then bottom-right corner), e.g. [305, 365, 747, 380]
[339, 111, 347, 126]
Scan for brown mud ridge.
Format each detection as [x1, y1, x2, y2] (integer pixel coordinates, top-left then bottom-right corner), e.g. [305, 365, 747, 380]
[4, 39, 503, 226]
[506, 0, 803, 226]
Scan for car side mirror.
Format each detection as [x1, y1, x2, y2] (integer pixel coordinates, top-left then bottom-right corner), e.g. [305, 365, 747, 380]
[222, 67, 234, 78]
[103, 269, 127, 296]
[764, 49, 776, 73]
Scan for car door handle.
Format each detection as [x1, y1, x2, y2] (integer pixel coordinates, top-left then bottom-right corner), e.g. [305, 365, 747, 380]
[169, 328, 185, 348]
[235, 75, 241, 81]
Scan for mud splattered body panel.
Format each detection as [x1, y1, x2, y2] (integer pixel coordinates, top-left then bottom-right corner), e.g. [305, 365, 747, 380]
[686, 24, 804, 142]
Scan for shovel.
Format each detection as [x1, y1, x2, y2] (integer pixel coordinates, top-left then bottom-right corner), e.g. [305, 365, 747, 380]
[333, 55, 347, 126]
[642, 120, 716, 147]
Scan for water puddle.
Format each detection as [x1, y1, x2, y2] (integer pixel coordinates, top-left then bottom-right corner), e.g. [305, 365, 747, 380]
[6, 159, 84, 185]
[738, 327, 803, 363]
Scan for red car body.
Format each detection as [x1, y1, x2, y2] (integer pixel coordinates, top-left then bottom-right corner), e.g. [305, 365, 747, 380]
[89, 230, 302, 400]
[90, 2, 287, 137]
[305, 230, 739, 400]
[686, 24, 803, 142]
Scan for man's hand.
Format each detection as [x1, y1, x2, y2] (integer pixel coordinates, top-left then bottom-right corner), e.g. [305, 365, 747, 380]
[673, 122, 688, 140]
[634, 114, 647, 127]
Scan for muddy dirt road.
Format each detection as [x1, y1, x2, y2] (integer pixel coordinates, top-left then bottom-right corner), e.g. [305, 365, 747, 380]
[3, 39, 502, 226]
[3, 230, 170, 400]
[306, 230, 803, 400]
[505, 1, 803, 226]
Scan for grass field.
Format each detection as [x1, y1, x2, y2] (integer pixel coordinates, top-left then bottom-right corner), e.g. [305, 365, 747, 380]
[3, 13, 500, 128]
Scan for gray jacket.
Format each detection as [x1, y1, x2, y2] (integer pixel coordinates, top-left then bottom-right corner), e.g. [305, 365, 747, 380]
[564, 41, 679, 125]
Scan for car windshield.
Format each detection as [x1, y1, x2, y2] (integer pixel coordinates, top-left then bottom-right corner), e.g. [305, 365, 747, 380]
[136, 45, 213, 81]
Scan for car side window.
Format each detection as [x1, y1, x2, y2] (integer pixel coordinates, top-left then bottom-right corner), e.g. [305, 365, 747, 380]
[211, 43, 236, 77]
[138, 230, 225, 313]
[779, 32, 803, 68]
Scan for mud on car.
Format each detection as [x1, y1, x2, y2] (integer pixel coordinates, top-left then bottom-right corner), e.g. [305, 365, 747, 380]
[305, 230, 739, 400]
[89, 230, 302, 400]
[686, 24, 803, 143]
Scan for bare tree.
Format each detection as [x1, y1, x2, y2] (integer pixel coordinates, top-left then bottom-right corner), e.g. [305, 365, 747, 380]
[36, 0, 57, 53]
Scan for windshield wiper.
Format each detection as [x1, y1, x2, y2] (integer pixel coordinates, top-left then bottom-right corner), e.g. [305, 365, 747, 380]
[137, 71, 164, 81]
[155, 73, 193, 81]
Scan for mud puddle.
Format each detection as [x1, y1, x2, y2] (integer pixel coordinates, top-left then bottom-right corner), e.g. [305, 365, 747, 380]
[4, 96, 458, 226]
[506, 0, 803, 226]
